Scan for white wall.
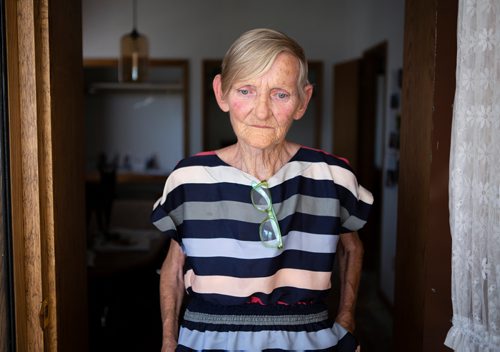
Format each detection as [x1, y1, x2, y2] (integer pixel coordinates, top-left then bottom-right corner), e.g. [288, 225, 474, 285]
[82, 0, 405, 303]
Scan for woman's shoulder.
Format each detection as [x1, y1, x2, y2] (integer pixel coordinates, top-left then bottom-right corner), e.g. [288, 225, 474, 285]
[296, 146, 353, 171]
[173, 151, 225, 170]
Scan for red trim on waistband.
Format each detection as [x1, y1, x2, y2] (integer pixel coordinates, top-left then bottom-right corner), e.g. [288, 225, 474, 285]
[248, 296, 311, 305]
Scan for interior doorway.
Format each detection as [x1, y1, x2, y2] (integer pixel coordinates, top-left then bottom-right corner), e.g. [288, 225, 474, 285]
[333, 42, 394, 351]
[333, 42, 388, 275]
[4, 0, 458, 350]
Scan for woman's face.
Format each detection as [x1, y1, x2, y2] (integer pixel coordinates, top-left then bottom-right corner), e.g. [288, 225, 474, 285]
[214, 52, 313, 150]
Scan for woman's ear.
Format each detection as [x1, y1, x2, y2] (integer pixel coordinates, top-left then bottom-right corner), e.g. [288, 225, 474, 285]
[293, 83, 314, 121]
[213, 74, 230, 112]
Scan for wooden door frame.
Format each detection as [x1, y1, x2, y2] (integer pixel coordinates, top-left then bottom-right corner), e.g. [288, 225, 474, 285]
[4, 0, 457, 350]
[357, 42, 387, 271]
[393, 0, 457, 350]
[5, 0, 87, 350]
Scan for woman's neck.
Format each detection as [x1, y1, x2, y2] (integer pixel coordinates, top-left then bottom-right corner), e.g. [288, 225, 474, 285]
[218, 141, 299, 181]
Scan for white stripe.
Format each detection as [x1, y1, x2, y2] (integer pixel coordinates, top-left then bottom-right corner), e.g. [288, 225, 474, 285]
[155, 160, 373, 208]
[182, 231, 339, 259]
[300, 163, 374, 204]
[178, 326, 340, 350]
[155, 165, 253, 207]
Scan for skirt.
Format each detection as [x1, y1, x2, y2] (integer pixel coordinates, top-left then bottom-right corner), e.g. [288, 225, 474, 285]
[175, 298, 357, 351]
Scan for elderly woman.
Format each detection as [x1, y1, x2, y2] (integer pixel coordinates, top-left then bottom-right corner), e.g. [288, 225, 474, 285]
[152, 28, 373, 351]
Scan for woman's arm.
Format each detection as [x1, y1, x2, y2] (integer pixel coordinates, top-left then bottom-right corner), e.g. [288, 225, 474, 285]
[335, 231, 364, 333]
[160, 240, 186, 352]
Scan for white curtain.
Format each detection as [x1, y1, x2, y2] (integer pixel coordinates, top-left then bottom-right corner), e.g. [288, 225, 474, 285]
[445, 0, 500, 351]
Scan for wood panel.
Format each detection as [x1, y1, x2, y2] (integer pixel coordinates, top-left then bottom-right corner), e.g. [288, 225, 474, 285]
[393, 0, 457, 350]
[333, 59, 360, 171]
[6, 0, 87, 350]
[0, 164, 9, 352]
[422, 0, 457, 349]
[49, 0, 88, 350]
[0, 0, 12, 348]
[6, 0, 45, 349]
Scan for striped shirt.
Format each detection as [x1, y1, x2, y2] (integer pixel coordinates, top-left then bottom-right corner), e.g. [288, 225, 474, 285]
[151, 146, 373, 306]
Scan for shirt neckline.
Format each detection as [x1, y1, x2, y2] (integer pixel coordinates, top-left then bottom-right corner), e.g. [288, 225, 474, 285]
[211, 146, 305, 185]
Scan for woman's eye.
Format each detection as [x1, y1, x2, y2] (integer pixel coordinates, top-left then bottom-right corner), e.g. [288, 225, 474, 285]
[273, 91, 290, 101]
[237, 88, 253, 96]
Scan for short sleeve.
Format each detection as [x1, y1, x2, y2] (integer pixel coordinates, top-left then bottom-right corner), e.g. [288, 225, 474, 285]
[151, 201, 180, 243]
[336, 173, 374, 234]
[151, 175, 181, 243]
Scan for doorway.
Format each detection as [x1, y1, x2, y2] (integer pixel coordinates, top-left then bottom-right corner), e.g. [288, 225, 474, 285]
[5, 0, 457, 350]
[333, 42, 394, 351]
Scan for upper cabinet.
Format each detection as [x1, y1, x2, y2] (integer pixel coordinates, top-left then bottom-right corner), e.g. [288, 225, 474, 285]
[83, 59, 190, 176]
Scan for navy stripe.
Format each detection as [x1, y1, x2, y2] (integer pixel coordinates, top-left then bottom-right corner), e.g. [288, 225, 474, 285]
[163, 176, 345, 211]
[151, 202, 168, 223]
[283, 213, 341, 235]
[164, 173, 360, 203]
[273, 176, 340, 201]
[154, 212, 344, 242]
[176, 153, 225, 168]
[178, 214, 341, 240]
[294, 147, 353, 169]
[168, 182, 250, 205]
[179, 219, 258, 240]
[187, 288, 328, 306]
[187, 296, 328, 314]
[188, 251, 336, 277]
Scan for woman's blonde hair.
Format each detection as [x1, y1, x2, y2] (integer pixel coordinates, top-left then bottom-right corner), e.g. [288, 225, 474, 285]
[220, 28, 309, 102]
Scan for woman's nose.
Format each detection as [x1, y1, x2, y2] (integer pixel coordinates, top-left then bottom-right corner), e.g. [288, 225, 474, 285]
[254, 94, 271, 120]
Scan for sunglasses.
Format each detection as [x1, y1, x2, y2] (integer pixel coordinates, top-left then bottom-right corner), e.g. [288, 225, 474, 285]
[251, 181, 283, 249]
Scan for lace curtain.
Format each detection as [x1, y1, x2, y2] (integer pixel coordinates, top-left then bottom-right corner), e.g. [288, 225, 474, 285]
[444, 0, 500, 351]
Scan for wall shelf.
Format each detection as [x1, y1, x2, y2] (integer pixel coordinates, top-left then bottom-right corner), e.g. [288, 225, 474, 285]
[83, 58, 190, 174]
[88, 82, 183, 94]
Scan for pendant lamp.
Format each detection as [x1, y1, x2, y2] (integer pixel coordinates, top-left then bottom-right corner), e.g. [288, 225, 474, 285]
[119, 0, 149, 82]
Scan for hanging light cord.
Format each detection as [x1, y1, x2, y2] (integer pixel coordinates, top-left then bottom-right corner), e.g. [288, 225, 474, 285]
[133, 0, 138, 30]
[131, 0, 138, 36]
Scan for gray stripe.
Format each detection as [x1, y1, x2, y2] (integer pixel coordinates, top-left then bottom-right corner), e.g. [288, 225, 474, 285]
[170, 196, 340, 223]
[171, 201, 260, 222]
[342, 215, 367, 232]
[178, 326, 341, 350]
[184, 309, 329, 326]
[182, 231, 338, 259]
[279, 194, 339, 218]
[340, 206, 350, 221]
[152, 215, 175, 232]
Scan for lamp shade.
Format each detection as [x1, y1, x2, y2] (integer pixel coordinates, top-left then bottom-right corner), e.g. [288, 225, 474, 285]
[119, 29, 149, 82]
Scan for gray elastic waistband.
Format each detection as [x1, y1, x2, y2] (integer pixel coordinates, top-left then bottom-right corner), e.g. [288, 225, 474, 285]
[183, 309, 329, 326]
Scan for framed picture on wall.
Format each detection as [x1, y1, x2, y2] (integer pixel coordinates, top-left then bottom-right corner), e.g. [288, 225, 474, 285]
[202, 60, 323, 151]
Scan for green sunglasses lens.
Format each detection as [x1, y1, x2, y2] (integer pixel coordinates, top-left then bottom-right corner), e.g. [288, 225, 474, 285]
[251, 181, 283, 249]
[251, 183, 271, 211]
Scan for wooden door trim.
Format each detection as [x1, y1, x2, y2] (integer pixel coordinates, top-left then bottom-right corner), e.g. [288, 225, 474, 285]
[393, 0, 456, 350]
[6, 1, 46, 349]
[6, 0, 87, 350]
